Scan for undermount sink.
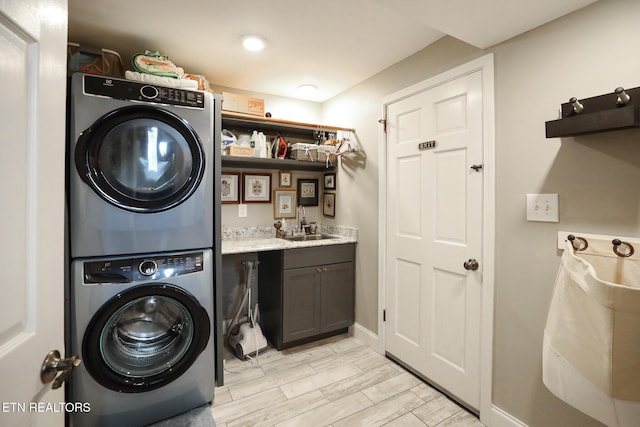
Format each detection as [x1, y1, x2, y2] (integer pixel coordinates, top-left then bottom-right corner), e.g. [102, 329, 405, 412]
[284, 234, 337, 242]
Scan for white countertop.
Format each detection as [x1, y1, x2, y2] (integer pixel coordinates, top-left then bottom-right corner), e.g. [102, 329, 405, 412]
[221, 234, 357, 255]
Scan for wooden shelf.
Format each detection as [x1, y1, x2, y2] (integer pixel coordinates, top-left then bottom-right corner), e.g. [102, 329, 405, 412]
[222, 111, 355, 134]
[221, 156, 335, 171]
[220, 112, 348, 171]
[545, 86, 640, 138]
[546, 106, 640, 138]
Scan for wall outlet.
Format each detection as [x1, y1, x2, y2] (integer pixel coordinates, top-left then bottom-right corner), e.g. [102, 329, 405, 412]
[238, 204, 247, 218]
[526, 194, 559, 222]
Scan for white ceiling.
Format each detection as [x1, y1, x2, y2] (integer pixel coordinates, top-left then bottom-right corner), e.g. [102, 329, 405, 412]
[68, 0, 598, 102]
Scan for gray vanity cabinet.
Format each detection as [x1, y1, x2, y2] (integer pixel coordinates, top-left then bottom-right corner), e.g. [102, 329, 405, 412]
[258, 243, 355, 350]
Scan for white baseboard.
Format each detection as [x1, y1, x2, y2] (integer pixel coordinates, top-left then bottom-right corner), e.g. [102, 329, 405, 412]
[349, 322, 379, 351]
[490, 405, 528, 427]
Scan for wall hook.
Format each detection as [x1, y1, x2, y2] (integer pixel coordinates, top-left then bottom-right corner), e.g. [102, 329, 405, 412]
[612, 239, 634, 257]
[569, 97, 584, 114]
[568, 234, 588, 251]
[615, 87, 631, 106]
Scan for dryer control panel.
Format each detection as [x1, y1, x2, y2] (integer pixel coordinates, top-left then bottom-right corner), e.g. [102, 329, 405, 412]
[83, 74, 205, 109]
[84, 251, 204, 284]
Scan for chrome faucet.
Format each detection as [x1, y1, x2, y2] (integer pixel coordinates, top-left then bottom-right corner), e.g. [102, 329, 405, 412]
[298, 206, 306, 233]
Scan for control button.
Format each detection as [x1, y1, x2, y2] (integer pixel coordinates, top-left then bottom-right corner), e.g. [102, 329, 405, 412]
[138, 260, 158, 276]
[140, 85, 159, 99]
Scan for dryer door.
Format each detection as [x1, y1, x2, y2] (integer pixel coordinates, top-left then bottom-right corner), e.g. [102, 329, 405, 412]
[82, 284, 210, 393]
[75, 105, 205, 213]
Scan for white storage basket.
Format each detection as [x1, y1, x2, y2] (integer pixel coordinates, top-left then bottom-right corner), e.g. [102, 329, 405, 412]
[290, 143, 318, 161]
[543, 237, 640, 427]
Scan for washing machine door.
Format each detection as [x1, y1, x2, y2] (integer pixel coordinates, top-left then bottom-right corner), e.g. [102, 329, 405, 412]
[75, 105, 205, 213]
[82, 284, 210, 393]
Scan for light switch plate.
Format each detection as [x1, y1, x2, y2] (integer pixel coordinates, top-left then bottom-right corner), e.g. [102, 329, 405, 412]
[526, 194, 559, 222]
[238, 204, 247, 218]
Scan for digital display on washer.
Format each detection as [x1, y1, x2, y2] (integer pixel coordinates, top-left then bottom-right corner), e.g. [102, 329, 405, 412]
[84, 251, 204, 284]
[83, 74, 205, 108]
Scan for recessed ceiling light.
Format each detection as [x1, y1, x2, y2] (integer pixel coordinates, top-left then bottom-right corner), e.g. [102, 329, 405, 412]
[240, 35, 266, 52]
[297, 84, 318, 97]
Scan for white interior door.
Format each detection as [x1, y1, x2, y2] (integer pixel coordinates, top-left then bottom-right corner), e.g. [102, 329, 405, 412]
[384, 70, 484, 410]
[0, 1, 69, 425]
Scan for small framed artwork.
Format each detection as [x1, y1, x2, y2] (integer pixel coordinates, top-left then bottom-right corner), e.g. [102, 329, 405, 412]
[323, 193, 336, 217]
[324, 173, 336, 190]
[279, 171, 292, 187]
[274, 190, 297, 219]
[242, 173, 272, 203]
[297, 178, 319, 206]
[221, 172, 240, 204]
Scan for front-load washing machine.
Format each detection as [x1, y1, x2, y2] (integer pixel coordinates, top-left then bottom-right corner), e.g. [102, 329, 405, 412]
[68, 73, 221, 258]
[68, 249, 215, 427]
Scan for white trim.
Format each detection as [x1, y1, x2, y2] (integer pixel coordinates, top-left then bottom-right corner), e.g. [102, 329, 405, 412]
[377, 98, 388, 356]
[490, 405, 529, 427]
[378, 53, 496, 424]
[349, 322, 379, 351]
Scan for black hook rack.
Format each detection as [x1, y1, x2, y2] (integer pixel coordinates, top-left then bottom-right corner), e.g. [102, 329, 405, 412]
[546, 86, 640, 138]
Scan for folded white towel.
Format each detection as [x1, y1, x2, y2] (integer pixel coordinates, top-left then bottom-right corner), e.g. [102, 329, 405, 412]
[125, 70, 199, 90]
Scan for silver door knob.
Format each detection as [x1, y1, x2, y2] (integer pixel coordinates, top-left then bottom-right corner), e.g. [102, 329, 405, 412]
[41, 350, 81, 389]
[463, 259, 479, 271]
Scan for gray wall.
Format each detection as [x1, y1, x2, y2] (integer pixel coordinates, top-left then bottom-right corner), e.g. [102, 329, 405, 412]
[322, 0, 640, 425]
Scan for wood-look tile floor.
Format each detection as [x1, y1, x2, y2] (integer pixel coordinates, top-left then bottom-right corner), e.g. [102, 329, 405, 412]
[211, 334, 484, 427]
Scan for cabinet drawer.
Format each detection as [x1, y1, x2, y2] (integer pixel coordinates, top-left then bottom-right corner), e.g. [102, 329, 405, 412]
[283, 243, 354, 269]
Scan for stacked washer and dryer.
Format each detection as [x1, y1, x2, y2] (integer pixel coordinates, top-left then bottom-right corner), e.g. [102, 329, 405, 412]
[66, 74, 222, 426]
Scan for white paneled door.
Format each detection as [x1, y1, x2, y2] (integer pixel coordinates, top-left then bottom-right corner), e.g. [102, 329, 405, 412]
[385, 70, 484, 410]
[0, 1, 68, 426]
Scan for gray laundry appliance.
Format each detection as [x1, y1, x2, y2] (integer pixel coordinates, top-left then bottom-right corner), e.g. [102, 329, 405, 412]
[68, 249, 215, 427]
[68, 73, 220, 258]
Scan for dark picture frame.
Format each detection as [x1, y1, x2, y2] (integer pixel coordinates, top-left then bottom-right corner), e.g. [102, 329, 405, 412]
[297, 178, 319, 206]
[323, 193, 336, 217]
[242, 173, 272, 203]
[323, 173, 336, 190]
[221, 172, 240, 204]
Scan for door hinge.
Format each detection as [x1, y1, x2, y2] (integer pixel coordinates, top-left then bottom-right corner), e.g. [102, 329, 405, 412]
[383, 309, 386, 322]
[378, 119, 387, 133]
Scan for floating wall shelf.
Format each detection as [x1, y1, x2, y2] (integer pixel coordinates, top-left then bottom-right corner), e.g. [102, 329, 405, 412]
[221, 156, 334, 171]
[221, 111, 351, 171]
[545, 86, 640, 138]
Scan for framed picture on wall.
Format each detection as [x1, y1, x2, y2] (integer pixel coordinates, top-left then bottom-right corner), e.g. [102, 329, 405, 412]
[242, 173, 272, 203]
[274, 190, 297, 219]
[297, 178, 319, 206]
[324, 173, 336, 190]
[221, 172, 240, 204]
[279, 171, 292, 187]
[323, 193, 336, 217]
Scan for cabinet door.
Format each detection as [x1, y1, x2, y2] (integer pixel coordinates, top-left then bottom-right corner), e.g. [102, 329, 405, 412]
[320, 262, 354, 332]
[283, 267, 320, 342]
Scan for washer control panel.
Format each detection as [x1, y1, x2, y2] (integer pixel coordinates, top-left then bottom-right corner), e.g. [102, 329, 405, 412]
[84, 251, 204, 284]
[83, 74, 205, 108]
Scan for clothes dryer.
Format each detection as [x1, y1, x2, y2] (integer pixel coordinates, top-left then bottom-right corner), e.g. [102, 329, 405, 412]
[68, 249, 215, 427]
[68, 73, 220, 258]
